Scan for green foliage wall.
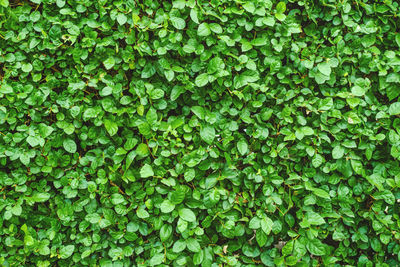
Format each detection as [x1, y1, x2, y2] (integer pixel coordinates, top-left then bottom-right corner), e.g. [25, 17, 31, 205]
[1, 0, 400, 266]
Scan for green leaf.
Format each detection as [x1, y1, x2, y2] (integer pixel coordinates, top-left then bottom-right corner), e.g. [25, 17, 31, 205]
[191, 106, 205, 120]
[0, 0, 9, 7]
[243, 2, 256, 13]
[237, 139, 248, 155]
[305, 211, 326, 225]
[373, 190, 395, 205]
[59, 245, 75, 259]
[38, 123, 54, 138]
[160, 200, 175, 213]
[198, 23, 211, 36]
[0, 84, 13, 94]
[63, 139, 77, 154]
[179, 208, 196, 222]
[389, 102, 400, 115]
[306, 239, 326, 256]
[160, 224, 172, 241]
[275, 13, 286, 21]
[332, 145, 344, 159]
[30, 192, 51, 202]
[27, 136, 40, 147]
[137, 206, 150, 218]
[21, 63, 33, 73]
[311, 188, 330, 199]
[136, 143, 149, 157]
[103, 57, 115, 70]
[261, 216, 273, 235]
[195, 73, 209, 87]
[171, 17, 186, 29]
[171, 85, 185, 101]
[172, 239, 186, 253]
[149, 253, 164, 266]
[276, 2, 286, 13]
[200, 125, 215, 145]
[317, 62, 331, 76]
[104, 120, 118, 136]
[140, 164, 154, 178]
[186, 238, 201, 252]
[110, 193, 125, 205]
[312, 154, 324, 168]
[150, 89, 165, 99]
[366, 174, 385, 191]
[351, 85, 367, 97]
[117, 13, 127, 25]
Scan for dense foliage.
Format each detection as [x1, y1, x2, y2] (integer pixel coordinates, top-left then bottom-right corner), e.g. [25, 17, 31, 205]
[1, 0, 400, 266]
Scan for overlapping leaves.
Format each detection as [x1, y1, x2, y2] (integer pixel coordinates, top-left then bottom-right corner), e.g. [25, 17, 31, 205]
[1, 0, 400, 266]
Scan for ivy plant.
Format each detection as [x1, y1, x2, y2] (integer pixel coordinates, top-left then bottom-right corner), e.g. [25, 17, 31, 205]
[1, 0, 400, 266]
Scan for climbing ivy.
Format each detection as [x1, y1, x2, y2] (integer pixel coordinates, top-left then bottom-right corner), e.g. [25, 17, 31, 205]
[1, 0, 400, 266]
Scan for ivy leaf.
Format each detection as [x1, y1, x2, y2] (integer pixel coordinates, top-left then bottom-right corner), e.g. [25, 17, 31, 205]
[171, 17, 186, 29]
[332, 145, 345, 159]
[104, 120, 118, 136]
[200, 125, 215, 145]
[103, 57, 115, 70]
[179, 208, 196, 222]
[276, 2, 286, 13]
[63, 139, 77, 154]
[0, 0, 9, 8]
[59, 245, 75, 259]
[195, 73, 209, 87]
[160, 200, 175, 213]
[198, 23, 211, 36]
[306, 239, 326, 256]
[117, 13, 127, 25]
[317, 62, 331, 76]
[0, 84, 13, 94]
[140, 164, 154, 178]
[389, 102, 400, 115]
[237, 140, 248, 155]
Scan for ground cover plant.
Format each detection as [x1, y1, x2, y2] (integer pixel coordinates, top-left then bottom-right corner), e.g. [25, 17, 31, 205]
[1, 0, 400, 266]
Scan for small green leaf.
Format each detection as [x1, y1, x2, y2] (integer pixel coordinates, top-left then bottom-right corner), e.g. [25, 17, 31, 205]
[276, 2, 286, 13]
[171, 85, 185, 101]
[0, 84, 13, 94]
[103, 57, 115, 70]
[140, 164, 154, 178]
[306, 239, 326, 256]
[149, 253, 164, 266]
[0, 0, 9, 8]
[237, 139, 248, 155]
[137, 206, 150, 219]
[59, 245, 75, 259]
[195, 73, 209, 87]
[104, 120, 118, 136]
[172, 239, 186, 253]
[389, 102, 400, 115]
[160, 200, 175, 213]
[198, 23, 211, 36]
[117, 13, 127, 25]
[21, 63, 33, 73]
[179, 208, 196, 222]
[160, 224, 172, 241]
[317, 62, 331, 76]
[171, 16, 186, 29]
[332, 145, 345, 159]
[200, 125, 215, 145]
[186, 238, 201, 252]
[63, 139, 77, 154]
[351, 85, 367, 97]
[136, 143, 149, 157]
[30, 192, 50, 202]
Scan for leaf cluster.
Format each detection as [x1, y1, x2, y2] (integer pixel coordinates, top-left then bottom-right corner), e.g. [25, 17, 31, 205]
[1, 0, 400, 266]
